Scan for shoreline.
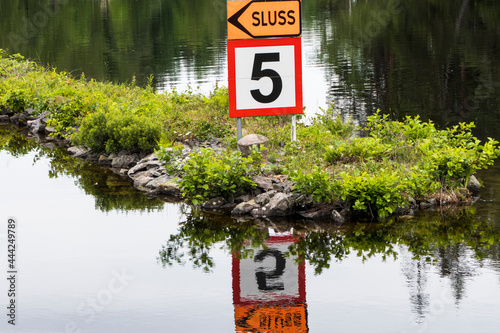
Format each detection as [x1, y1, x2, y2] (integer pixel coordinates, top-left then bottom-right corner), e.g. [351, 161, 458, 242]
[0, 115, 483, 223]
[1, 51, 496, 223]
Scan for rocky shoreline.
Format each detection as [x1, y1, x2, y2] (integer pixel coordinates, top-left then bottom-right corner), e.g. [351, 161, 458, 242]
[1, 107, 483, 223]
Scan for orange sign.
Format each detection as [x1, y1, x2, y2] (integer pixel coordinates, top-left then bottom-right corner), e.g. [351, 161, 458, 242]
[235, 304, 308, 332]
[228, 0, 302, 40]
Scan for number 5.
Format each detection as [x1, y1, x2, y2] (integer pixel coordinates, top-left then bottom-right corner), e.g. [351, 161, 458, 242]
[251, 53, 283, 103]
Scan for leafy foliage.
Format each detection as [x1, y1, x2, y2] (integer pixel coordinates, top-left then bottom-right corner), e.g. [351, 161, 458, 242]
[313, 105, 356, 139]
[337, 169, 405, 217]
[179, 148, 258, 205]
[71, 108, 161, 153]
[291, 167, 335, 203]
[155, 144, 186, 176]
[324, 137, 392, 164]
[2, 49, 500, 220]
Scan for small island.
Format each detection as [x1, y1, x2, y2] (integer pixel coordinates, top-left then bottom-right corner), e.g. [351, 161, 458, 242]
[1, 50, 499, 222]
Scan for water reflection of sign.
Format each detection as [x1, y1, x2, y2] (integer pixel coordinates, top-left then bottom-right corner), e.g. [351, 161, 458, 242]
[233, 233, 307, 332]
[234, 304, 307, 332]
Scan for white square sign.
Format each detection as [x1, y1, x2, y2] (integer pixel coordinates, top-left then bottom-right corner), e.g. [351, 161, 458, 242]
[228, 38, 303, 117]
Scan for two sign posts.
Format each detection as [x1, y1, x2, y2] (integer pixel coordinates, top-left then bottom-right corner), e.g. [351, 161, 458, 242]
[227, 0, 303, 141]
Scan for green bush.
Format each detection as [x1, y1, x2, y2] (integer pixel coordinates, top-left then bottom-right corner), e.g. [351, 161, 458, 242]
[71, 108, 161, 153]
[179, 148, 257, 204]
[337, 169, 405, 218]
[291, 167, 335, 203]
[314, 105, 356, 139]
[1, 89, 28, 113]
[155, 144, 185, 176]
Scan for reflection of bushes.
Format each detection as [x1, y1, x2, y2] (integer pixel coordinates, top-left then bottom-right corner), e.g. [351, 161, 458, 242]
[160, 206, 500, 276]
[0, 126, 38, 157]
[0, 129, 164, 212]
[290, 207, 500, 274]
[46, 151, 165, 212]
[157, 211, 268, 273]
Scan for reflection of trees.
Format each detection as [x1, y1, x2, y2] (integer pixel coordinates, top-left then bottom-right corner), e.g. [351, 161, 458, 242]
[0, 0, 227, 87]
[158, 212, 269, 273]
[160, 206, 500, 320]
[0, 128, 164, 212]
[400, 247, 430, 324]
[305, 0, 500, 132]
[483, 244, 500, 288]
[436, 244, 476, 303]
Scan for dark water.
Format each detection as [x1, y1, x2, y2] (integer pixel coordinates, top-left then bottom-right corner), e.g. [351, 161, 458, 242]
[2, 0, 500, 332]
[1, 0, 499, 137]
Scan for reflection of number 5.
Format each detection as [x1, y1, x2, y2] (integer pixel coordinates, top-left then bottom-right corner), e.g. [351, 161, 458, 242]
[251, 53, 283, 103]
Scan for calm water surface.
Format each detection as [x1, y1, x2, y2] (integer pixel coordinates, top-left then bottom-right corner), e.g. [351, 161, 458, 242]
[1, 128, 500, 332]
[1, 0, 500, 332]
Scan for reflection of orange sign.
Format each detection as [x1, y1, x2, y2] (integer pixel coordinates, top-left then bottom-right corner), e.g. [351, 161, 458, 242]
[228, 0, 302, 40]
[235, 304, 308, 332]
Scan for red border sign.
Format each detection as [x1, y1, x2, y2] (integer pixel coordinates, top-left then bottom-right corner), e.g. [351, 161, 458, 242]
[228, 37, 303, 118]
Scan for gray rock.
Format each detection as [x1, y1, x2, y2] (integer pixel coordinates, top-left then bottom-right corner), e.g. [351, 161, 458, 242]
[238, 134, 269, 158]
[67, 146, 90, 158]
[0, 107, 12, 116]
[394, 205, 409, 215]
[332, 210, 346, 224]
[272, 183, 285, 192]
[202, 197, 227, 209]
[111, 154, 138, 169]
[45, 126, 57, 134]
[420, 198, 438, 209]
[0, 115, 9, 122]
[235, 194, 253, 204]
[128, 162, 148, 177]
[29, 118, 46, 133]
[253, 192, 295, 217]
[128, 154, 164, 178]
[146, 175, 181, 197]
[24, 108, 36, 116]
[467, 175, 481, 194]
[232, 199, 261, 215]
[42, 142, 56, 150]
[10, 113, 28, 126]
[292, 193, 314, 210]
[252, 176, 273, 191]
[254, 192, 271, 206]
[272, 180, 295, 193]
[98, 155, 112, 166]
[133, 175, 154, 189]
[299, 208, 332, 219]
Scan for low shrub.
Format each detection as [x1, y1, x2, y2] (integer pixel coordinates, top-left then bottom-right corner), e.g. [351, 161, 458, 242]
[337, 169, 405, 218]
[155, 144, 185, 176]
[291, 167, 335, 203]
[179, 148, 258, 204]
[71, 108, 161, 153]
[314, 105, 356, 139]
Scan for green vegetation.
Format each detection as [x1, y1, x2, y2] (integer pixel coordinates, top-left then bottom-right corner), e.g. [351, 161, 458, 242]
[1, 50, 499, 219]
[178, 148, 259, 205]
